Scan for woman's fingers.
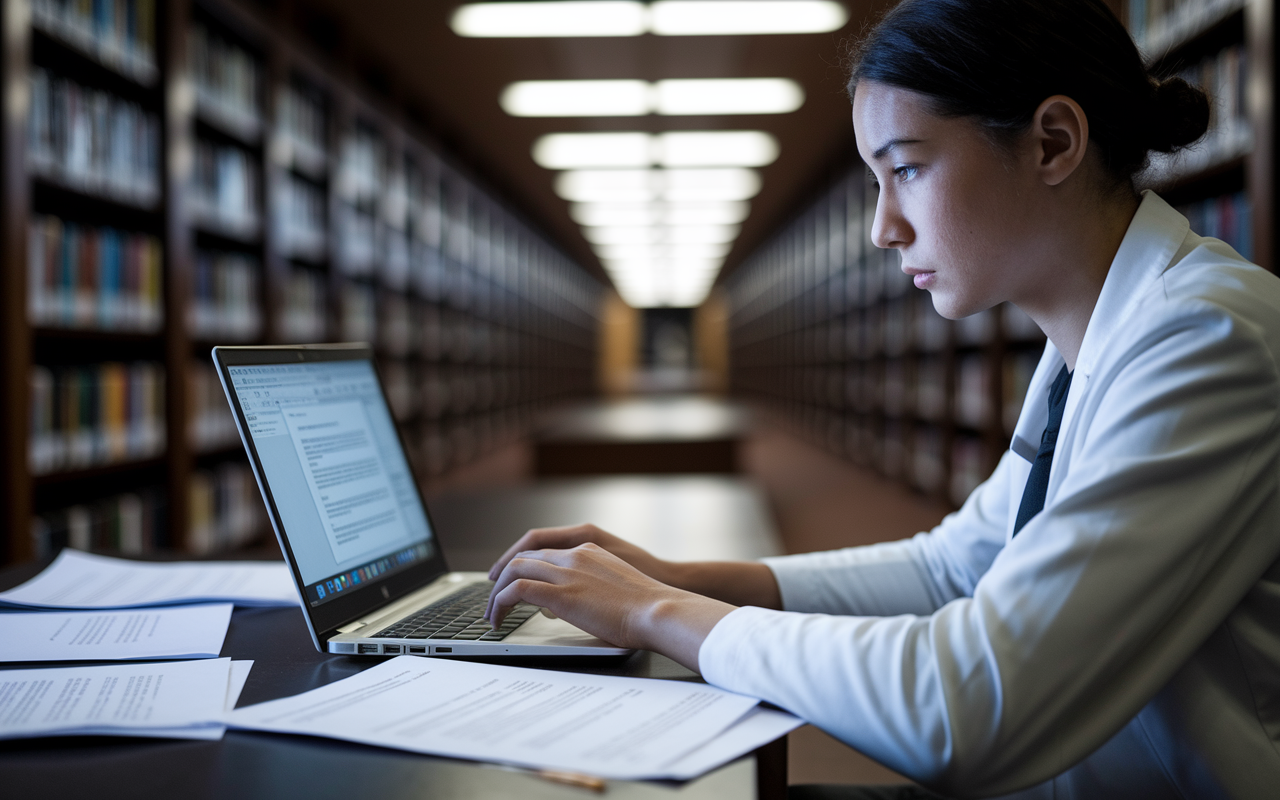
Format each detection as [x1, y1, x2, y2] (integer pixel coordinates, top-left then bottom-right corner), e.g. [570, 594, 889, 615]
[486, 524, 601, 580]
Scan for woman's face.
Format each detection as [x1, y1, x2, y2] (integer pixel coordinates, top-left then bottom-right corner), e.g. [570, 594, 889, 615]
[853, 81, 1045, 319]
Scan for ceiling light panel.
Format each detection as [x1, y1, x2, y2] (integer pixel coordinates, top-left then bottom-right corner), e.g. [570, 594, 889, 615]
[452, 2, 646, 37]
[664, 201, 750, 225]
[658, 131, 778, 167]
[654, 79, 804, 115]
[555, 169, 656, 202]
[533, 133, 652, 169]
[502, 80, 649, 117]
[649, 1, 848, 35]
[571, 203, 659, 227]
[501, 80, 802, 116]
[662, 168, 761, 201]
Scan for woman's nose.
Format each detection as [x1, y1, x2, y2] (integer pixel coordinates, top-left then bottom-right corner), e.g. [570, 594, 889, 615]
[871, 195, 911, 251]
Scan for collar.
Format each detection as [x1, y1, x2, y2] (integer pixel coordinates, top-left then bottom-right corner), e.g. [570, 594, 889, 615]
[1009, 191, 1189, 462]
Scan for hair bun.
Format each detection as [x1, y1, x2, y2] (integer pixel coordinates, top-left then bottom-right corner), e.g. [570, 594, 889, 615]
[1147, 76, 1211, 152]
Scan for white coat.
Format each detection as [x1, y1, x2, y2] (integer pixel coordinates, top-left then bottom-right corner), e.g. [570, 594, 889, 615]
[698, 191, 1280, 798]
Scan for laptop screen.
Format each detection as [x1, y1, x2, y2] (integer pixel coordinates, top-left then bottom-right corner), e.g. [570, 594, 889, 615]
[226, 359, 435, 608]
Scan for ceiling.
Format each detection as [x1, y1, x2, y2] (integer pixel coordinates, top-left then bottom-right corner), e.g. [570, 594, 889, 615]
[300, 0, 891, 294]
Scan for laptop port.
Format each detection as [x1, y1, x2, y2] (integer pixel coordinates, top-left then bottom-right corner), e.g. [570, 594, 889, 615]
[358, 644, 379, 654]
[434, 646, 453, 653]
[382, 645, 401, 654]
[408, 646, 427, 654]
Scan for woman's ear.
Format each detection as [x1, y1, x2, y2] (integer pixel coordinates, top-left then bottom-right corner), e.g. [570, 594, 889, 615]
[1030, 95, 1089, 187]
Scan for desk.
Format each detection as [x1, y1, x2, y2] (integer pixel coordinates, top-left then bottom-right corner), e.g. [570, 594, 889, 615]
[533, 397, 750, 476]
[0, 477, 787, 800]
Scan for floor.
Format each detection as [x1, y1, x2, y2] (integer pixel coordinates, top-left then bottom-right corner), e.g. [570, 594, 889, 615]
[425, 405, 956, 787]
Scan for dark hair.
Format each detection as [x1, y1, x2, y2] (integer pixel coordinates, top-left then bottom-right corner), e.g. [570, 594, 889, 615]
[847, 0, 1210, 182]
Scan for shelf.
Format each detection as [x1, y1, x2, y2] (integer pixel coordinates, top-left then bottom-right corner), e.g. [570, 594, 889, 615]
[34, 326, 163, 342]
[195, 95, 264, 145]
[30, 170, 161, 213]
[31, 12, 159, 87]
[1137, 0, 1246, 67]
[193, 210, 264, 244]
[33, 456, 166, 486]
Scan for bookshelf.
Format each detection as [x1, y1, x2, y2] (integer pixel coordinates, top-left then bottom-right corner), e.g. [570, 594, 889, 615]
[0, 0, 602, 564]
[724, 0, 1274, 506]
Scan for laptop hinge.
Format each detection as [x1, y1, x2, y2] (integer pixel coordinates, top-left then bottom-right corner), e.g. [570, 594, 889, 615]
[338, 621, 368, 634]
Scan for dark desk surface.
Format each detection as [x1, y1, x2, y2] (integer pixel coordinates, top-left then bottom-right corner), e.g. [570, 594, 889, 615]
[0, 476, 786, 800]
[535, 397, 750, 444]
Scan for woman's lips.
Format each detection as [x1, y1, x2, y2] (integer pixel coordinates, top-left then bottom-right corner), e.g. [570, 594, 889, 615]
[903, 266, 935, 290]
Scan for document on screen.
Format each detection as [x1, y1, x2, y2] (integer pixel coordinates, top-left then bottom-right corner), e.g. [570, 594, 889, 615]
[282, 401, 406, 563]
[0, 604, 232, 662]
[227, 655, 760, 780]
[0, 550, 295, 609]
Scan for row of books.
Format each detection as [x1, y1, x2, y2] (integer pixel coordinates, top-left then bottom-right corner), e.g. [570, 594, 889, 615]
[274, 174, 327, 262]
[1146, 43, 1251, 183]
[193, 139, 262, 239]
[190, 250, 262, 341]
[1176, 190, 1252, 260]
[31, 487, 166, 560]
[189, 362, 238, 452]
[1128, 0, 1244, 54]
[189, 462, 266, 555]
[29, 362, 166, 475]
[278, 267, 328, 343]
[191, 20, 262, 138]
[275, 82, 327, 178]
[28, 68, 160, 206]
[28, 215, 163, 332]
[32, 0, 157, 84]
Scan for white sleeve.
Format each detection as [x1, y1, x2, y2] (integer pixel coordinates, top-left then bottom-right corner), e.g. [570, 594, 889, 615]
[699, 300, 1280, 797]
[762, 449, 1015, 617]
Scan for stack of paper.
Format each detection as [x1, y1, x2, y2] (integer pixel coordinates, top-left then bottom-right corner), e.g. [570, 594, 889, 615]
[0, 549, 296, 609]
[228, 656, 802, 781]
[0, 604, 234, 663]
[0, 658, 252, 741]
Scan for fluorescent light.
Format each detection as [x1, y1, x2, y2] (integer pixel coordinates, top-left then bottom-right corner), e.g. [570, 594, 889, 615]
[654, 79, 804, 115]
[650, 1, 848, 35]
[665, 201, 750, 225]
[501, 81, 649, 117]
[533, 133, 652, 168]
[451, 2, 646, 37]
[555, 169, 655, 202]
[536, 131, 777, 167]
[658, 131, 778, 166]
[572, 200, 750, 227]
[500, 80, 802, 116]
[594, 241, 732, 260]
[663, 168, 760, 201]
[453, 1, 846, 39]
[667, 223, 739, 243]
[571, 203, 659, 226]
[583, 226, 658, 245]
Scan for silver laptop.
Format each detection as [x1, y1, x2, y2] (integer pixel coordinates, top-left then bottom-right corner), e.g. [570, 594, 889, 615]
[213, 343, 630, 659]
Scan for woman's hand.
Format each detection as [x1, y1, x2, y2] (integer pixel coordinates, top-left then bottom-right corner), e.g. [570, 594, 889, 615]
[484, 542, 736, 672]
[487, 523, 677, 585]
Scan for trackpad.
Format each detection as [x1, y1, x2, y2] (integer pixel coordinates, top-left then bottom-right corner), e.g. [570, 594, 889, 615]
[504, 611, 618, 648]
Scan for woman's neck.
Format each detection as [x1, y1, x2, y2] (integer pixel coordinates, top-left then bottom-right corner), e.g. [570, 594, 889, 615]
[1016, 190, 1141, 372]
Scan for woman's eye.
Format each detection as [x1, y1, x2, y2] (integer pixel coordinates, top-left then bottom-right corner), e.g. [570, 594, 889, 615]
[893, 165, 918, 182]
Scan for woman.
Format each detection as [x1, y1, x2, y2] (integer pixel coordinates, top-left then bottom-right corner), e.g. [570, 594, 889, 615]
[485, 1, 1280, 796]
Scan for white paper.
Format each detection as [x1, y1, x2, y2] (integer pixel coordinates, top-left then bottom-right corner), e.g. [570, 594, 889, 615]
[0, 550, 295, 609]
[228, 655, 758, 780]
[663, 707, 804, 780]
[95, 660, 254, 741]
[0, 657, 234, 740]
[0, 604, 233, 663]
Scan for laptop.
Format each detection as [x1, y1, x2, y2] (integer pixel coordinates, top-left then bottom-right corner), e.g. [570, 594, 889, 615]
[212, 343, 631, 659]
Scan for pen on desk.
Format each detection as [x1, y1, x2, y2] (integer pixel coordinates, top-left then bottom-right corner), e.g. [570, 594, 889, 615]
[534, 768, 607, 792]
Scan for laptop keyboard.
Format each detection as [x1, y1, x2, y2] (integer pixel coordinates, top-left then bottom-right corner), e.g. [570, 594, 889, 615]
[373, 583, 539, 642]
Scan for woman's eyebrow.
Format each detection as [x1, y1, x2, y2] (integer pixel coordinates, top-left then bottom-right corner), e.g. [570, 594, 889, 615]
[872, 138, 923, 160]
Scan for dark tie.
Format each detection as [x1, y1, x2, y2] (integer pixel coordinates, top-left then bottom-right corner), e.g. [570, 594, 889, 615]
[1013, 365, 1073, 536]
